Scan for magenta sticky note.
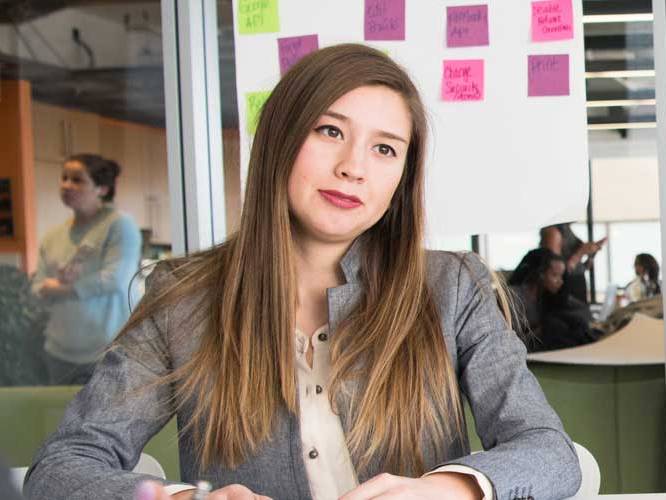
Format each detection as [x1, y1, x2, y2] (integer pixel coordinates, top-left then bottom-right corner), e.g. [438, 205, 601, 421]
[532, 0, 574, 42]
[447, 5, 489, 48]
[364, 0, 405, 41]
[528, 54, 570, 96]
[442, 59, 484, 101]
[277, 35, 319, 76]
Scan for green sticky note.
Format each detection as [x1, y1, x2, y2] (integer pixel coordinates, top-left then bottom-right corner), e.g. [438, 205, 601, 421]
[246, 91, 272, 134]
[238, 0, 280, 34]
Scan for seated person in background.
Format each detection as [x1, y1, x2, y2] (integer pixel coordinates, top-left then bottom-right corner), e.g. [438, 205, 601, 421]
[625, 253, 661, 303]
[540, 223, 606, 304]
[510, 248, 598, 352]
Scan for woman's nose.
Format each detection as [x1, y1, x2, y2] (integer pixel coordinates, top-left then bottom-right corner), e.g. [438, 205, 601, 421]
[335, 144, 366, 182]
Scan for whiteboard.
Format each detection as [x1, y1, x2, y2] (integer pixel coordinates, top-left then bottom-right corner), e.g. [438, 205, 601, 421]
[231, 0, 589, 247]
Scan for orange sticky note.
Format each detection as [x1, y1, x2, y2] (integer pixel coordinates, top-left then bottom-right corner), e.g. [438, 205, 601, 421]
[532, 0, 574, 42]
[442, 59, 484, 102]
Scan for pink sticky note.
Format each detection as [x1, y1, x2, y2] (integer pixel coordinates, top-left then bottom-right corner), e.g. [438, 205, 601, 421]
[528, 54, 569, 96]
[447, 5, 489, 48]
[277, 35, 319, 76]
[531, 0, 574, 42]
[442, 59, 484, 101]
[364, 0, 405, 41]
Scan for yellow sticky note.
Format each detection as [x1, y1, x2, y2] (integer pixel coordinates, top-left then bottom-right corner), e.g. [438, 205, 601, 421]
[246, 91, 272, 134]
[238, 0, 280, 34]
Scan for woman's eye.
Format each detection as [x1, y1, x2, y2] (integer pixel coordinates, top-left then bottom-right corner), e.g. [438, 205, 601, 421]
[315, 125, 343, 139]
[374, 144, 397, 157]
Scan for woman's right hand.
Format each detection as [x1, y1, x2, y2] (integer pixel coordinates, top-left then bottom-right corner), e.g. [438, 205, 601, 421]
[136, 480, 273, 500]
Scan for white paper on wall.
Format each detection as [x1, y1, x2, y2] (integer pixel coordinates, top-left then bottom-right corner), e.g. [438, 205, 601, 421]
[231, 0, 589, 247]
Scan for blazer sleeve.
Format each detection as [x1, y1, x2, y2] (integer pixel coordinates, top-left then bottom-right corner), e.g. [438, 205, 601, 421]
[23, 263, 180, 500]
[443, 252, 582, 500]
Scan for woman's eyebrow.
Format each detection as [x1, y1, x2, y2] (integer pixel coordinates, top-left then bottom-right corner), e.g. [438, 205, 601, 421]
[321, 110, 408, 144]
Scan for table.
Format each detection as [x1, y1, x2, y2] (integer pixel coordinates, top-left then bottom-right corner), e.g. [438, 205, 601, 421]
[598, 495, 666, 499]
[523, 314, 666, 494]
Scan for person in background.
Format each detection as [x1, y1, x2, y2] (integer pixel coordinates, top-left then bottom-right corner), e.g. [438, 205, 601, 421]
[25, 45, 580, 500]
[625, 253, 661, 303]
[32, 154, 141, 385]
[540, 223, 606, 303]
[510, 248, 597, 352]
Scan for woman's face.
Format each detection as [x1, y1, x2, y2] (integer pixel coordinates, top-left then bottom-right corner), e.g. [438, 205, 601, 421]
[60, 161, 106, 213]
[542, 260, 565, 294]
[287, 85, 412, 246]
[635, 261, 645, 277]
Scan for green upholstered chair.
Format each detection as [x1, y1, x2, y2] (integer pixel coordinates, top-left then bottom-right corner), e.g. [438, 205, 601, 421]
[0, 386, 180, 481]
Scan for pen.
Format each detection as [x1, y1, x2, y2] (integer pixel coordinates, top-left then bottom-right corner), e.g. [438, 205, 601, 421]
[192, 480, 212, 500]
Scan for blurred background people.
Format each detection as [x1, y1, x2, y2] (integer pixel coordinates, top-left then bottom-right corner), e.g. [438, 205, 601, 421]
[31, 154, 141, 385]
[509, 248, 598, 352]
[625, 253, 661, 303]
[540, 223, 607, 304]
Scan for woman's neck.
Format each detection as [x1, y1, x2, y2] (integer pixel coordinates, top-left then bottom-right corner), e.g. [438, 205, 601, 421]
[73, 203, 104, 226]
[293, 237, 350, 336]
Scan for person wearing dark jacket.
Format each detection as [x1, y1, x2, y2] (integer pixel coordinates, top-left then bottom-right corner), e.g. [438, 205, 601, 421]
[510, 248, 598, 352]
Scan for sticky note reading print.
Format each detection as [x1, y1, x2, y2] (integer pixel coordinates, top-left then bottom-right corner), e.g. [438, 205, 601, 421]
[528, 54, 569, 96]
[446, 5, 489, 48]
[364, 0, 405, 41]
[245, 91, 272, 134]
[278, 35, 319, 76]
[238, 0, 279, 35]
[531, 0, 573, 42]
[442, 60, 484, 101]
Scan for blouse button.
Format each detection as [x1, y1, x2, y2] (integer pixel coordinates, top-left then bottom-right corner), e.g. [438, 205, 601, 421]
[318, 333, 328, 342]
[308, 448, 319, 459]
[316, 385, 323, 394]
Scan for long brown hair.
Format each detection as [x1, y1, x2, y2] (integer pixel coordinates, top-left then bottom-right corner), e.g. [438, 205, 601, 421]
[119, 43, 464, 476]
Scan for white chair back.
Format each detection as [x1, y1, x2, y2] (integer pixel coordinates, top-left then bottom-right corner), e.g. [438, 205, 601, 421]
[133, 452, 167, 479]
[10, 452, 166, 493]
[566, 442, 601, 499]
[9, 466, 28, 493]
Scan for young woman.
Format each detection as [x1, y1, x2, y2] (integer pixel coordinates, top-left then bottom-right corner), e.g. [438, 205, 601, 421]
[626, 253, 661, 302]
[31, 154, 141, 385]
[25, 44, 580, 500]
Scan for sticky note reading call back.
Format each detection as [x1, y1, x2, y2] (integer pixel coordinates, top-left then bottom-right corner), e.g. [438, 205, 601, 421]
[528, 54, 570, 96]
[446, 4, 489, 48]
[238, 0, 279, 35]
[531, 0, 573, 42]
[245, 91, 272, 134]
[278, 35, 319, 76]
[364, 0, 406, 41]
[442, 60, 484, 102]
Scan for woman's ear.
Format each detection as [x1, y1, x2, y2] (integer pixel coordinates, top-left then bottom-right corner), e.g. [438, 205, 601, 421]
[97, 185, 110, 199]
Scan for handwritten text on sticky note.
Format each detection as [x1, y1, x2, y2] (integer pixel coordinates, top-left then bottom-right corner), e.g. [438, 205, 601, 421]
[531, 0, 573, 42]
[278, 35, 319, 76]
[447, 5, 489, 48]
[364, 0, 406, 41]
[528, 54, 569, 96]
[442, 60, 484, 101]
[238, 0, 279, 35]
[246, 91, 272, 134]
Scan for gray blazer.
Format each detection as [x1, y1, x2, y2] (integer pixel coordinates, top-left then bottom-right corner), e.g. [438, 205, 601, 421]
[24, 245, 581, 500]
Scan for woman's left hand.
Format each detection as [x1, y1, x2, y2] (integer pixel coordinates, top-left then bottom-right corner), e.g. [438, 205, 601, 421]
[339, 472, 482, 500]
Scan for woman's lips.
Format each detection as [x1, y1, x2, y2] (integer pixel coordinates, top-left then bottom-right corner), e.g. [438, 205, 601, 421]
[319, 190, 363, 209]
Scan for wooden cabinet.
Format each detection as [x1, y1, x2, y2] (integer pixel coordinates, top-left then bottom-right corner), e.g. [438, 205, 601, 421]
[32, 103, 100, 163]
[99, 118, 171, 244]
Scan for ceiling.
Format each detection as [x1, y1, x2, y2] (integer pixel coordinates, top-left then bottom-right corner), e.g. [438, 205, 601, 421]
[0, 0, 657, 133]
